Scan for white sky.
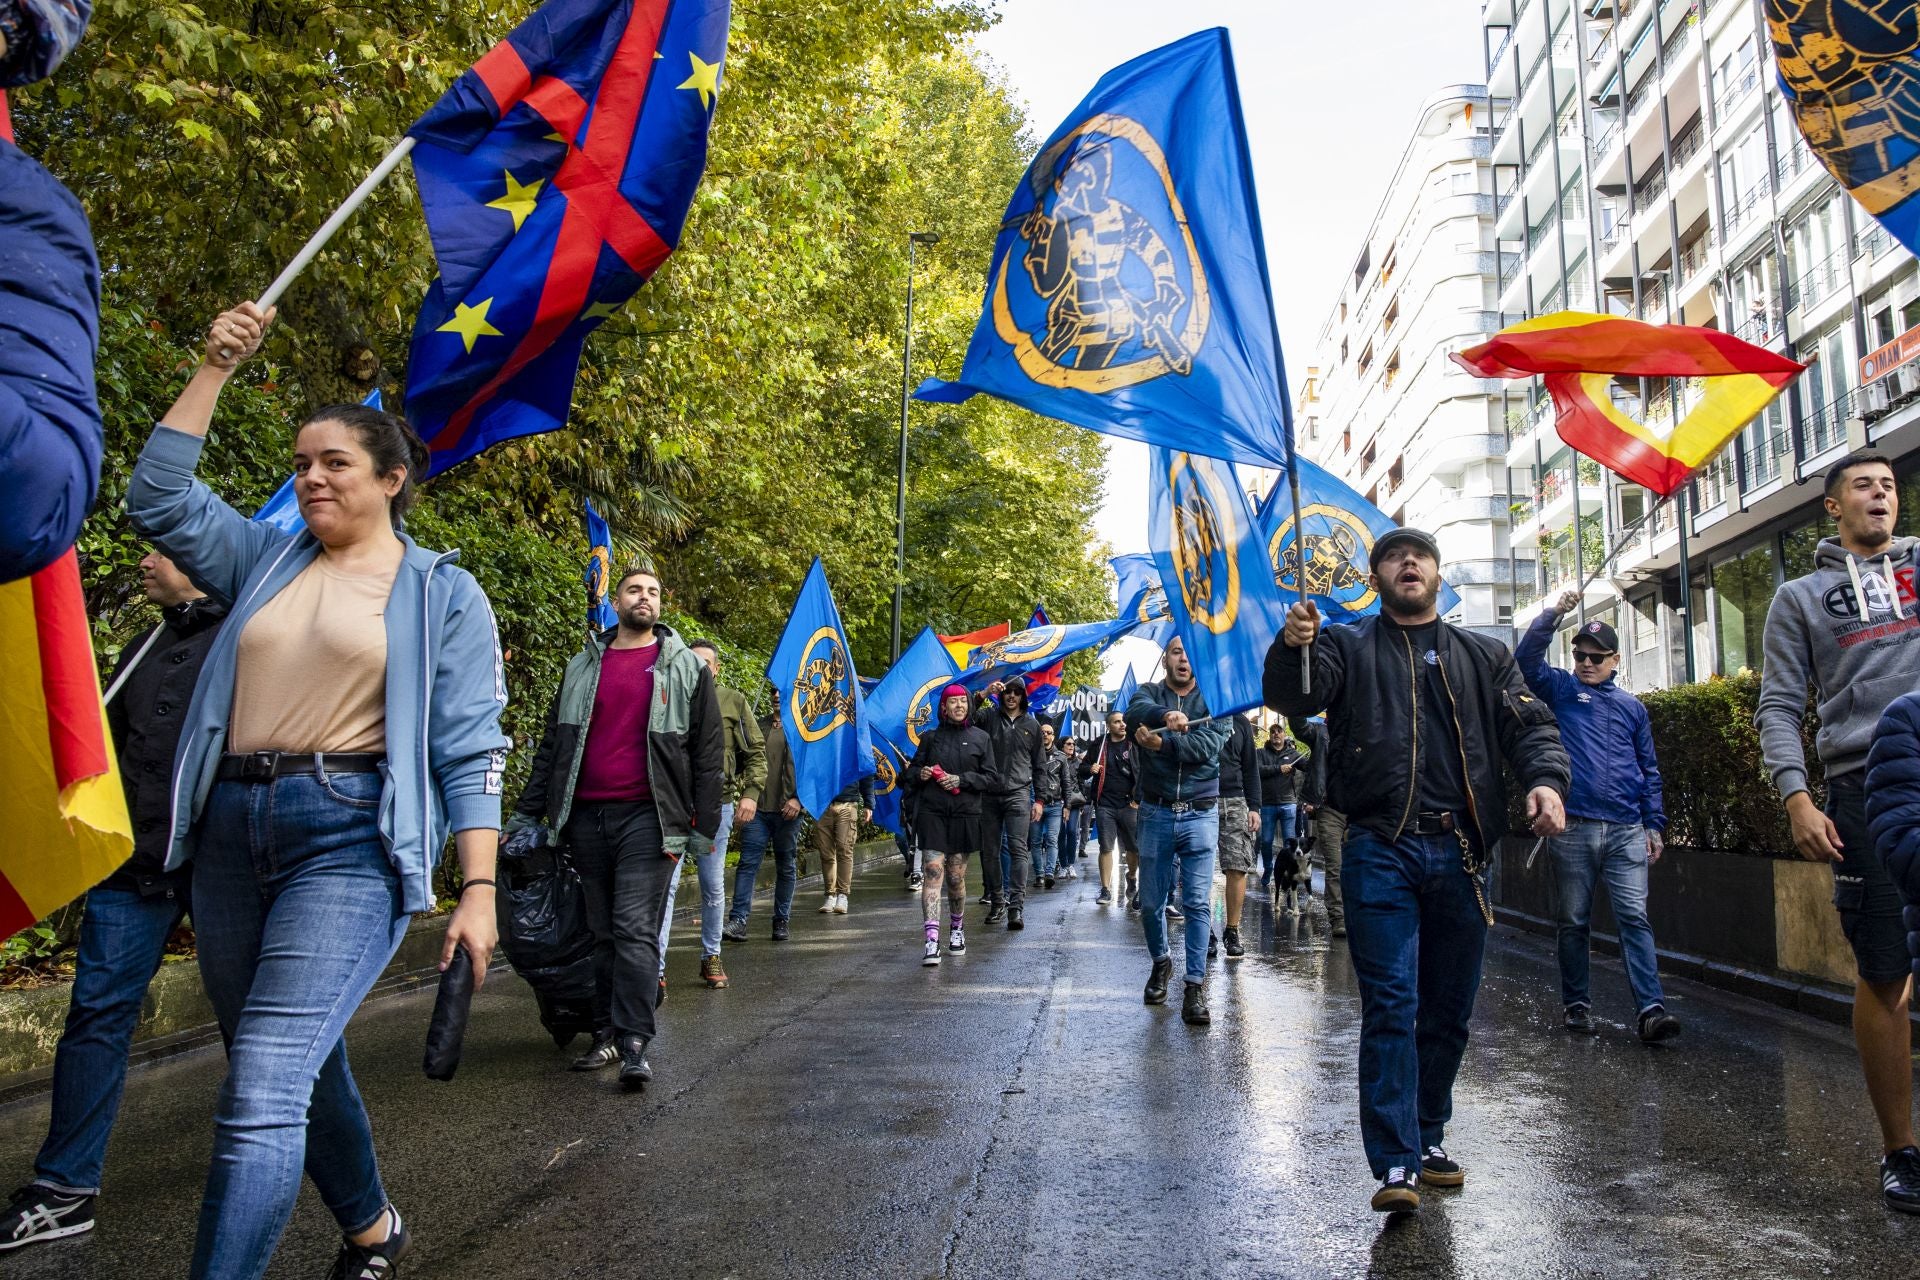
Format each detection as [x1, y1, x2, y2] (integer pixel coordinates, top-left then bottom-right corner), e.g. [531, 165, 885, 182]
[974, 0, 1485, 680]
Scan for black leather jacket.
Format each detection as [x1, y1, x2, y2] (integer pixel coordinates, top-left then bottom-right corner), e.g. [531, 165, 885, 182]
[1265, 616, 1568, 851]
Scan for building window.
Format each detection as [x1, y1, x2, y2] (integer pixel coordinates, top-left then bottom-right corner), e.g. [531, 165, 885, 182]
[1630, 593, 1659, 654]
[1713, 542, 1776, 674]
[1451, 170, 1476, 194]
[1782, 514, 1836, 580]
[1384, 349, 1401, 387]
[1384, 298, 1400, 331]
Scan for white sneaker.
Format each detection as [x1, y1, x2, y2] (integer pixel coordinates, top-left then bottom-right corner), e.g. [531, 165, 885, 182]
[817, 896, 834, 913]
[949, 926, 967, 954]
[922, 937, 942, 966]
[833, 894, 849, 914]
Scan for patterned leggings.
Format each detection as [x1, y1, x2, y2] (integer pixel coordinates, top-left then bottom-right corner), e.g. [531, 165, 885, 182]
[920, 851, 969, 927]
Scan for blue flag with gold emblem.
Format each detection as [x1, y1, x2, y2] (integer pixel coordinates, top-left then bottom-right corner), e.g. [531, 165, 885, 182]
[1254, 454, 1461, 624]
[404, 0, 730, 477]
[1769, 8, 1920, 257]
[956, 617, 1141, 692]
[1148, 446, 1291, 717]
[766, 557, 872, 819]
[582, 498, 618, 631]
[915, 28, 1293, 470]
[863, 627, 959, 836]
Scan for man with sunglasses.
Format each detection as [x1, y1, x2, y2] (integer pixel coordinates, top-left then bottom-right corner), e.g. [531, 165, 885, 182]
[1517, 590, 1678, 1044]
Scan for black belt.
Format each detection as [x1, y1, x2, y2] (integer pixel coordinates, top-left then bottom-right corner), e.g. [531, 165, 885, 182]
[1409, 811, 1458, 836]
[216, 751, 384, 782]
[1156, 798, 1217, 814]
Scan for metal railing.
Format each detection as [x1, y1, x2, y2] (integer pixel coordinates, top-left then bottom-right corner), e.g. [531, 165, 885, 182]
[1776, 142, 1816, 187]
[1802, 387, 1856, 455]
[1740, 423, 1791, 488]
[1659, 5, 1698, 67]
[1669, 117, 1705, 169]
[1630, 165, 1669, 216]
[1627, 74, 1658, 120]
[1500, 255, 1524, 288]
[1678, 228, 1715, 282]
[1636, 273, 1671, 319]
[1721, 182, 1767, 233]
[1717, 65, 1759, 116]
[1489, 28, 1515, 79]
[1730, 308, 1781, 346]
[1788, 244, 1849, 312]
[1856, 222, 1894, 260]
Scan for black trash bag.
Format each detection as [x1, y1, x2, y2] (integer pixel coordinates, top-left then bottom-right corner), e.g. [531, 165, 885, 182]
[424, 943, 475, 1081]
[497, 825, 597, 1047]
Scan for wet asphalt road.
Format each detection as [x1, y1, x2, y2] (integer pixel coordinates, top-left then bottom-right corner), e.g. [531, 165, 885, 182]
[3, 855, 1919, 1279]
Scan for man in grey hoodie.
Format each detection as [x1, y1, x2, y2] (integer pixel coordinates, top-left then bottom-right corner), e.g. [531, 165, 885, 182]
[1756, 451, 1920, 1214]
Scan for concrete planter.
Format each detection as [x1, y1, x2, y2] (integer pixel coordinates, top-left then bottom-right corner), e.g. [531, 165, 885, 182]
[1492, 834, 1862, 1023]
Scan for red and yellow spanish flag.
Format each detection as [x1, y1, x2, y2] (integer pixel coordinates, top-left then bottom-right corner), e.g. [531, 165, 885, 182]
[0, 551, 132, 937]
[939, 622, 1011, 670]
[1452, 312, 1805, 497]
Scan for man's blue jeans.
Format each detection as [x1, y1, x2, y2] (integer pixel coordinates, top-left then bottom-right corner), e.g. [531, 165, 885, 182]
[1137, 804, 1219, 985]
[1549, 819, 1666, 1014]
[1342, 827, 1488, 1180]
[1257, 803, 1299, 875]
[32, 881, 187, 1196]
[661, 801, 732, 968]
[1034, 804, 1062, 878]
[729, 810, 800, 926]
[190, 772, 410, 1280]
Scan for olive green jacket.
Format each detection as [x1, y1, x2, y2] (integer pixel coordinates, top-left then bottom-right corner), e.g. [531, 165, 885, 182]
[717, 683, 768, 806]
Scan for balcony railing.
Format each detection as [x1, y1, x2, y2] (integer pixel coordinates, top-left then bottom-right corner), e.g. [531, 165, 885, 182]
[1669, 118, 1705, 169]
[1776, 142, 1817, 187]
[1590, 120, 1621, 161]
[1856, 222, 1894, 261]
[1636, 273, 1671, 319]
[1499, 254, 1524, 288]
[1678, 228, 1715, 282]
[1740, 422, 1791, 489]
[1630, 166, 1669, 216]
[1721, 181, 1767, 234]
[1803, 386, 1856, 456]
[1717, 65, 1759, 116]
[1730, 308, 1781, 346]
[1528, 214, 1561, 251]
[1519, 43, 1550, 97]
[1659, 5, 1698, 67]
[1788, 245, 1849, 312]
[1626, 74, 1658, 120]
[1489, 28, 1515, 79]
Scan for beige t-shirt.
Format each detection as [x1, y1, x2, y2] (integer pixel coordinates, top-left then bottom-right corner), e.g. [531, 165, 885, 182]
[229, 557, 398, 754]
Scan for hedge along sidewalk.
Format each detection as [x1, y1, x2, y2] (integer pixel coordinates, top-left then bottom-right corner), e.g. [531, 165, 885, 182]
[0, 837, 901, 1106]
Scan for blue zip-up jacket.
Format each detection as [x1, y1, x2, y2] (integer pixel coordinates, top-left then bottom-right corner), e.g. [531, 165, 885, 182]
[1864, 693, 1920, 983]
[126, 426, 510, 914]
[1515, 611, 1665, 831]
[1123, 680, 1231, 805]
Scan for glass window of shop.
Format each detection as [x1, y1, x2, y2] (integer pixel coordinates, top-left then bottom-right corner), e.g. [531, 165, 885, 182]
[1782, 510, 1838, 581]
[1713, 542, 1778, 674]
[1896, 472, 1920, 539]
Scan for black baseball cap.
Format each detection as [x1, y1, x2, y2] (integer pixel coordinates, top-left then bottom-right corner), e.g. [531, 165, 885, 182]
[1571, 618, 1618, 653]
[1368, 527, 1442, 574]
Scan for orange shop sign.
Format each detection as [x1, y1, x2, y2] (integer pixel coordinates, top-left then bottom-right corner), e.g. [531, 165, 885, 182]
[1859, 323, 1920, 385]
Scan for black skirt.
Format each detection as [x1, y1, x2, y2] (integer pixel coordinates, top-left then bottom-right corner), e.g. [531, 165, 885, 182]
[915, 808, 979, 856]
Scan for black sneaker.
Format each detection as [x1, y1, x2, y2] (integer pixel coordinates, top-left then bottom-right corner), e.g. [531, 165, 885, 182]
[618, 1035, 653, 1091]
[985, 902, 1006, 924]
[1420, 1145, 1464, 1187]
[1564, 1005, 1597, 1036]
[1127, 893, 1141, 912]
[1144, 956, 1173, 1005]
[0, 1185, 95, 1251]
[771, 918, 790, 942]
[1637, 1006, 1681, 1044]
[1207, 932, 1218, 959]
[1370, 1167, 1420, 1214]
[1882, 1146, 1920, 1214]
[1096, 888, 1114, 905]
[570, 1029, 619, 1071]
[1223, 926, 1245, 959]
[721, 918, 748, 944]
[979, 892, 994, 906]
[1006, 907, 1024, 931]
[324, 1207, 410, 1279]
[1181, 981, 1210, 1026]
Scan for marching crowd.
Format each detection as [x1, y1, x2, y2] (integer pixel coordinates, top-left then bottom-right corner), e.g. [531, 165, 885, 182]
[5, 298, 1920, 1279]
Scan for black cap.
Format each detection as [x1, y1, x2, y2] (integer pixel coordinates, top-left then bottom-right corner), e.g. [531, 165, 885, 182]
[1571, 618, 1619, 653]
[1368, 527, 1442, 575]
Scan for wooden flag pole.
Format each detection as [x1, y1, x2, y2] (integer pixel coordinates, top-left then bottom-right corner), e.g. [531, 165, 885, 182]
[219, 136, 416, 357]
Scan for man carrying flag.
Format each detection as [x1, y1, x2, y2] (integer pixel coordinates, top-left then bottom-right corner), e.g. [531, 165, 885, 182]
[1266, 529, 1569, 1214]
[972, 677, 1047, 929]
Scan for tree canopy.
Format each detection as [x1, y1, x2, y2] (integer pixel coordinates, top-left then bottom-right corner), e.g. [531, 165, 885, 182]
[14, 0, 1118, 769]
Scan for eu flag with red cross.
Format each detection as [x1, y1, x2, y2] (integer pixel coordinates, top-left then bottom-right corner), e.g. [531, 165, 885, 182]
[404, 0, 729, 476]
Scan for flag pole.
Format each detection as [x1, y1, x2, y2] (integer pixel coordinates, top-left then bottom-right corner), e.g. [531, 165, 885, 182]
[220, 136, 416, 356]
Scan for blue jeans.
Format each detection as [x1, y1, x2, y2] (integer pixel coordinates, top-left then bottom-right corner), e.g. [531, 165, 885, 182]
[1034, 804, 1062, 878]
[1342, 828, 1488, 1179]
[191, 772, 410, 1280]
[729, 810, 800, 925]
[1137, 805, 1219, 985]
[1550, 819, 1666, 1014]
[1257, 803, 1299, 875]
[32, 881, 188, 1195]
[661, 801, 731, 966]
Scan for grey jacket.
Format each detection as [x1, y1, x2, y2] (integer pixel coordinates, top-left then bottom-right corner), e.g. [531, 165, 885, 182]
[1758, 535, 1920, 797]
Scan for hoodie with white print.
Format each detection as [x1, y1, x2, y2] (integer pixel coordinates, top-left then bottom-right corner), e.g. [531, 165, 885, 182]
[1757, 534, 1920, 798]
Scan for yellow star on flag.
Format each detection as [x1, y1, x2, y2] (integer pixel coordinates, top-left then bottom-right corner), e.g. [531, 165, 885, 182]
[437, 298, 505, 354]
[485, 170, 544, 233]
[582, 301, 620, 323]
[677, 52, 721, 110]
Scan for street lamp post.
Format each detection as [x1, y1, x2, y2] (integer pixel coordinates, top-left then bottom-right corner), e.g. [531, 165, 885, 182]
[892, 230, 939, 664]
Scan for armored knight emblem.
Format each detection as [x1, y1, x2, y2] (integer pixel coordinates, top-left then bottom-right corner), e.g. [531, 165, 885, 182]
[1167, 452, 1241, 634]
[991, 114, 1211, 393]
[790, 627, 858, 743]
[1269, 503, 1379, 614]
[1769, 1, 1920, 215]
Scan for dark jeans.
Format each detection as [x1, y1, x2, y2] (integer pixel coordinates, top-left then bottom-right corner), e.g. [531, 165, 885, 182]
[33, 881, 188, 1196]
[979, 791, 1031, 906]
[192, 773, 410, 1280]
[566, 802, 677, 1042]
[1342, 826, 1488, 1180]
[729, 810, 800, 925]
[1061, 806, 1088, 868]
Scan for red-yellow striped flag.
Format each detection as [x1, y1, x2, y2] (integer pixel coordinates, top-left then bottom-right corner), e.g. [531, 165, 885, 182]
[1452, 312, 1806, 497]
[938, 622, 1011, 670]
[0, 551, 132, 937]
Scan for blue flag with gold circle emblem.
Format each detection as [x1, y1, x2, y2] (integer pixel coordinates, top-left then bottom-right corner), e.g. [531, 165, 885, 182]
[582, 498, 618, 631]
[956, 617, 1142, 692]
[914, 28, 1293, 470]
[403, 0, 730, 477]
[766, 557, 873, 819]
[862, 626, 960, 835]
[1147, 446, 1291, 716]
[1253, 454, 1461, 624]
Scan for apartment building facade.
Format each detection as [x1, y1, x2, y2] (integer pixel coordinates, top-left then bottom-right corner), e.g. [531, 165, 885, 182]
[1294, 86, 1522, 635]
[1485, 0, 1920, 689]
